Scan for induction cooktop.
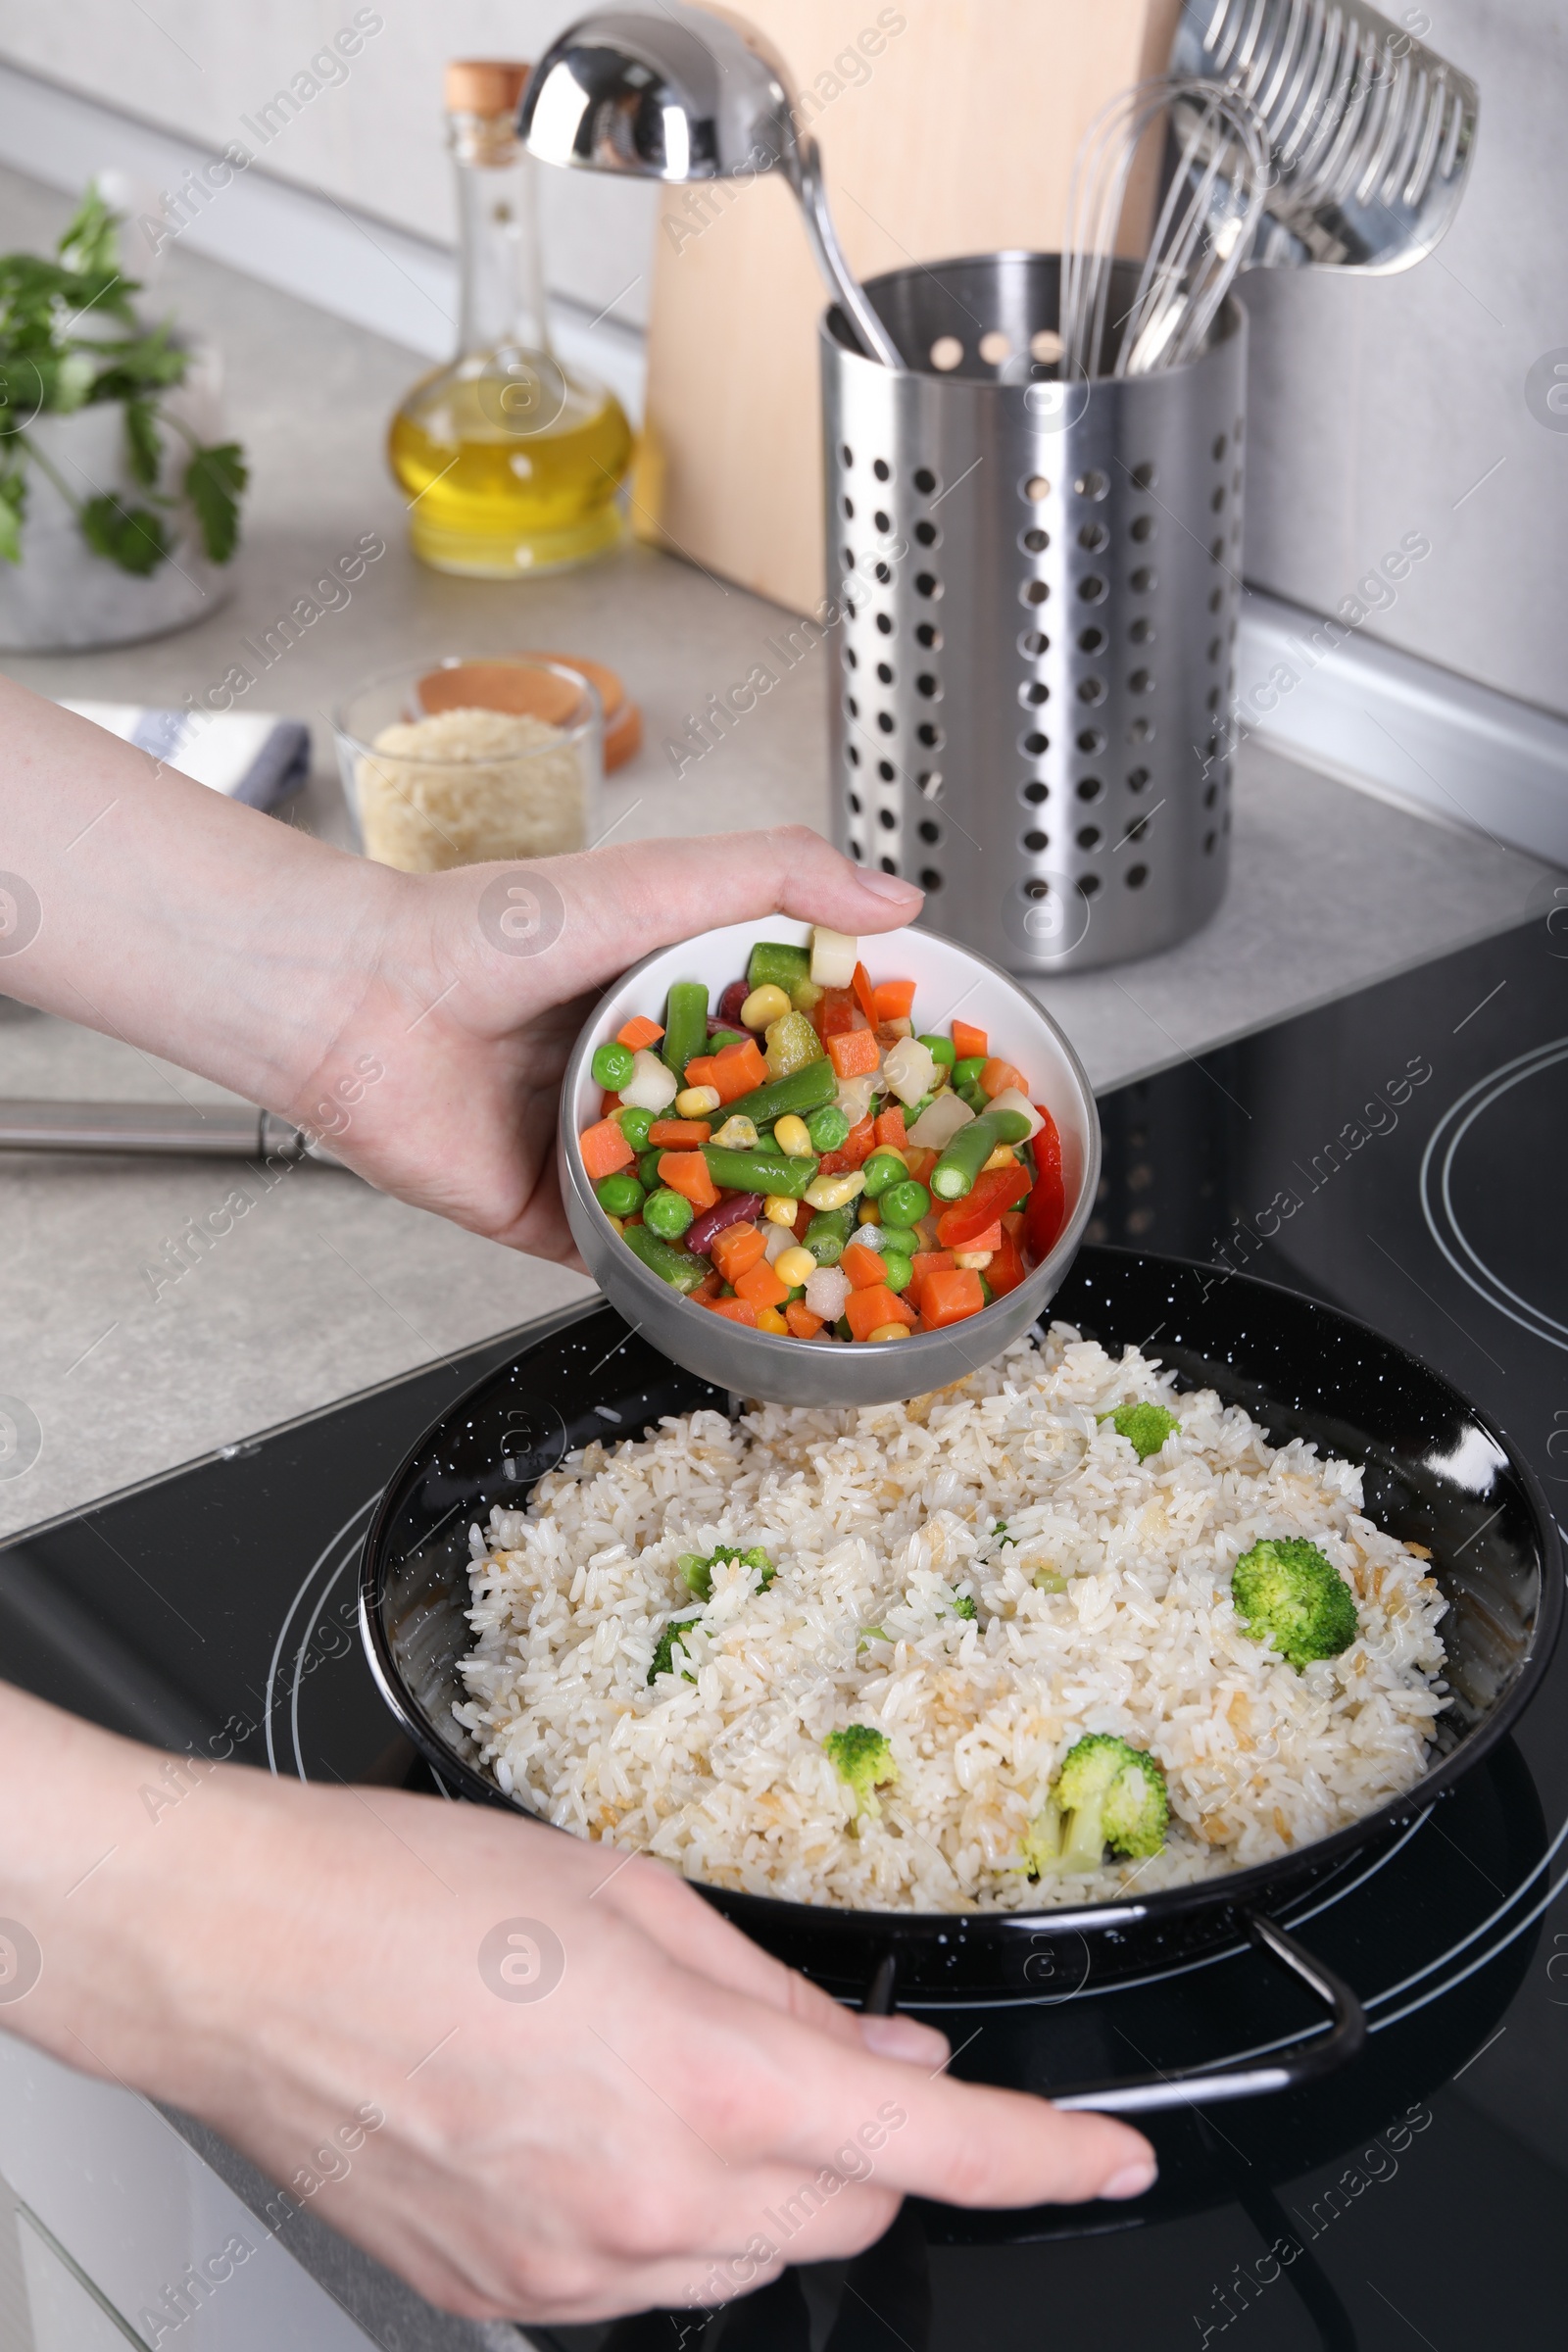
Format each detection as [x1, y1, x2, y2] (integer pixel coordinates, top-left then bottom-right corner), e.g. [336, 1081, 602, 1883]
[3, 908, 1565, 2352]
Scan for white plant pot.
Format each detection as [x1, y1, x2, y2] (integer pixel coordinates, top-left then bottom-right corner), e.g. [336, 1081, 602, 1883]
[0, 342, 235, 653]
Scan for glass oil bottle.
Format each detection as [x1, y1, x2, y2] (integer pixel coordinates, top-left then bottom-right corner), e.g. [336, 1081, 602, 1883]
[388, 59, 631, 576]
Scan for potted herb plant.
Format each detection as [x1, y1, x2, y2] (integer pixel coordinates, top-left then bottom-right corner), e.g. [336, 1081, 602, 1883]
[0, 184, 248, 652]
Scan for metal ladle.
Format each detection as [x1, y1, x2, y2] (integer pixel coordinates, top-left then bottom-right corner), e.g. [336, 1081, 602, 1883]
[518, 1, 903, 369]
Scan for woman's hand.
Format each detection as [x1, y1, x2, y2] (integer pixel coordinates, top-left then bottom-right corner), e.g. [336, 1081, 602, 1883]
[9, 1692, 1156, 2325]
[282, 826, 926, 1265]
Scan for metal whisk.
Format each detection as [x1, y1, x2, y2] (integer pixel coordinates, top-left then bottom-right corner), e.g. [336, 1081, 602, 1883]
[1170, 0, 1481, 271]
[1061, 76, 1271, 380]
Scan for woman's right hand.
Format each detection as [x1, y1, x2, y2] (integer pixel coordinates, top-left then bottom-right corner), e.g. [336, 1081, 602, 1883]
[7, 1690, 1155, 2324]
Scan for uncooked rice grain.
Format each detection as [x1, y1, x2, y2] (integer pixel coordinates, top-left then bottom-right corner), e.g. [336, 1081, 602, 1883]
[454, 1326, 1448, 1910]
[356, 705, 587, 870]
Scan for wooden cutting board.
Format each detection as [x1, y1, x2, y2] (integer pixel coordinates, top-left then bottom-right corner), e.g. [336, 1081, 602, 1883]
[638, 0, 1182, 614]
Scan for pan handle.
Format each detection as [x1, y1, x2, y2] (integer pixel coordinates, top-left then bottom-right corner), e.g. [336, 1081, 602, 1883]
[1051, 1913, 1366, 2114]
[857, 1913, 1365, 2114]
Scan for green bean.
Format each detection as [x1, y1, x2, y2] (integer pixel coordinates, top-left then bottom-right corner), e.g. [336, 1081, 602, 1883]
[622, 1221, 710, 1292]
[805, 1206, 857, 1265]
[930, 1108, 1033, 1200]
[747, 940, 812, 994]
[720, 1056, 838, 1130]
[703, 1145, 820, 1199]
[661, 980, 710, 1082]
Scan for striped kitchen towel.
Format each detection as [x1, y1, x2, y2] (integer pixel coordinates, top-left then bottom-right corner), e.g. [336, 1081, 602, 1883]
[60, 701, 311, 811]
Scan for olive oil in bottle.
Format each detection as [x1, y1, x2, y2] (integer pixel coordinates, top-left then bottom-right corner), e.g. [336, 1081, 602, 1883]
[389, 60, 631, 576]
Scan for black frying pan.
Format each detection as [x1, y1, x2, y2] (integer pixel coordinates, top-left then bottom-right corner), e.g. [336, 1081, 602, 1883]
[359, 1250, 1560, 2114]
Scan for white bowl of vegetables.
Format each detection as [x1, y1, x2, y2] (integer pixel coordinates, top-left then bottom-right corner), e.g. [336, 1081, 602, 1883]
[558, 918, 1102, 1406]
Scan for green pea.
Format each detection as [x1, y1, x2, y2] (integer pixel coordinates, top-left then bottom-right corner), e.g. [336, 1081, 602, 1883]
[638, 1148, 664, 1189]
[919, 1034, 956, 1066]
[879, 1250, 914, 1294]
[879, 1179, 931, 1227]
[806, 1103, 851, 1152]
[710, 1028, 748, 1053]
[615, 1104, 654, 1152]
[643, 1187, 694, 1240]
[875, 1224, 920, 1259]
[596, 1171, 645, 1217]
[860, 1150, 908, 1200]
[592, 1041, 636, 1091]
[952, 1055, 987, 1089]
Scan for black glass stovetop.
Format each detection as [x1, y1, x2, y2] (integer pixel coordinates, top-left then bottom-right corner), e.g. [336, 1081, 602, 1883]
[3, 910, 1566, 2352]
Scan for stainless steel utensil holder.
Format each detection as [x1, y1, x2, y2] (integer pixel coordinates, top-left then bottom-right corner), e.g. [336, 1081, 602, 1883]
[820, 254, 1248, 974]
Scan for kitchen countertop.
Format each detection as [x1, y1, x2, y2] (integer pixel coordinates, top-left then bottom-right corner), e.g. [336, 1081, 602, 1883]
[0, 160, 1557, 1543]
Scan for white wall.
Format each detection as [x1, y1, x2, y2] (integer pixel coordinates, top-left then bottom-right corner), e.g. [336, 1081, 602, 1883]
[0, 0, 660, 326]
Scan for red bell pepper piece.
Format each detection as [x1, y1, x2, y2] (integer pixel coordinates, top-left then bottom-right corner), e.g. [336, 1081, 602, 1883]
[1024, 1106, 1065, 1263]
[936, 1160, 1031, 1249]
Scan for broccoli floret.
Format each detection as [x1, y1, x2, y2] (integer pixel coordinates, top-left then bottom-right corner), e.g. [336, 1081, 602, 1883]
[1031, 1733, 1169, 1872]
[823, 1724, 898, 1818]
[1232, 1536, 1358, 1672]
[648, 1612, 703, 1685]
[1098, 1400, 1181, 1461]
[678, 1544, 774, 1601]
[952, 1592, 978, 1620]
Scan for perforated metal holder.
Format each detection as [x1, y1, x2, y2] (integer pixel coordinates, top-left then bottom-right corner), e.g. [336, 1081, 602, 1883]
[820, 254, 1247, 974]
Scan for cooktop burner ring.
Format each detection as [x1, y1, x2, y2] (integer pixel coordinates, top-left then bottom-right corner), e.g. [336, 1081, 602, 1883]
[264, 1493, 379, 1780]
[1421, 1035, 1568, 1353]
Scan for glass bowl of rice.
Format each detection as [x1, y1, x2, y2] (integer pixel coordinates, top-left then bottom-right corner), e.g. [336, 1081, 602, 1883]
[333, 655, 603, 871]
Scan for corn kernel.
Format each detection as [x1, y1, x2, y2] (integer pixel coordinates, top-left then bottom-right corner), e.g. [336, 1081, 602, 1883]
[676, 1084, 721, 1118]
[711, 1113, 758, 1150]
[755, 1306, 789, 1335]
[866, 1322, 910, 1343]
[858, 1198, 883, 1225]
[762, 1193, 801, 1226]
[773, 1112, 814, 1157]
[981, 1146, 1017, 1172]
[606, 1215, 625, 1236]
[804, 1170, 866, 1212]
[954, 1249, 994, 1270]
[741, 983, 791, 1030]
[774, 1245, 817, 1288]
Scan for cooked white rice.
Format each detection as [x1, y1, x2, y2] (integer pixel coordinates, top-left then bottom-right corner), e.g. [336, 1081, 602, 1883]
[454, 1326, 1448, 1910]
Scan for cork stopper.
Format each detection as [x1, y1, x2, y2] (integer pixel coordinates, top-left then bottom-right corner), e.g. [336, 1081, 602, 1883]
[445, 60, 530, 118]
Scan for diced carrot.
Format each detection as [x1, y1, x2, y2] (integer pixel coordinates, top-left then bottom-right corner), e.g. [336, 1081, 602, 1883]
[1002, 1208, 1026, 1242]
[846, 1284, 916, 1340]
[952, 1019, 989, 1061]
[872, 979, 916, 1023]
[818, 988, 857, 1038]
[907, 1248, 955, 1312]
[579, 1117, 635, 1180]
[658, 1152, 719, 1210]
[920, 1267, 986, 1328]
[843, 1115, 877, 1168]
[852, 961, 877, 1025]
[873, 1104, 907, 1152]
[711, 1223, 767, 1282]
[904, 1145, 940, 1185]
[648, 1118, 712, 1147]
[826, 1027, 881, 1080]
[841, 1241, 888, 1290]
[979, 1057, 1027, 1100]
[816, 1149, 850, 1177]
[600, 1090, 622, 1119]
[685, 1038, 768, 1102]
[936, 1162, 1032, 1248]
[706, 1296, 759, 1326]
[616, 1014, 664, 1052]
[734, 1257, 790, 1310]
[691, 1271, 722, 1302]
[987, 1229, 1026, 1298]
[785, 1299, 825, 1339]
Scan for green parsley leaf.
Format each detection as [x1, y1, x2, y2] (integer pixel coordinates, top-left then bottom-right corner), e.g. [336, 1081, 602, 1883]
[79, 494, 169, 576]
[182, 439, 246, 564]
[124, 397, 162, 487]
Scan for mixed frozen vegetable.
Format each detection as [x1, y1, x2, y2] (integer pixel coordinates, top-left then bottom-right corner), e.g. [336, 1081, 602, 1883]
[575, 927, 1068, 1344]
